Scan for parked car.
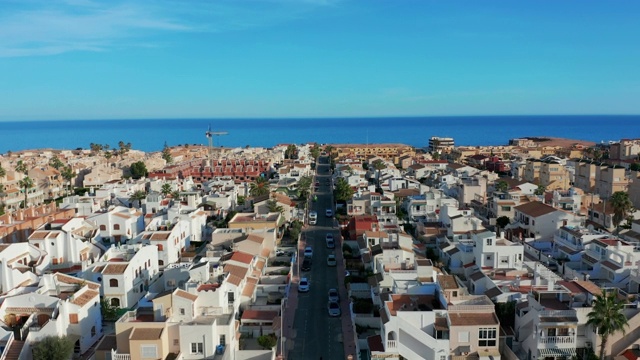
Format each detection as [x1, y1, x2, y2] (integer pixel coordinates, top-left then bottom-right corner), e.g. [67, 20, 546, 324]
[327, 301, 341, 316]
[328, 288, 339, 302]
[325, 209, 333, 217]
[298, 278, 310, 293]
[301, 258, 312, 271]
[327, 254, 337, 266]
[304, 246, 313, 258]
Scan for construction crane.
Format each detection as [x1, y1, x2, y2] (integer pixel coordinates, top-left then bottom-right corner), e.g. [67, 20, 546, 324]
[205, 125, 228, 160]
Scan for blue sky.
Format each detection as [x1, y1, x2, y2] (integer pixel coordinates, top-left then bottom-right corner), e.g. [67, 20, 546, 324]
[1, 0, 639, 120]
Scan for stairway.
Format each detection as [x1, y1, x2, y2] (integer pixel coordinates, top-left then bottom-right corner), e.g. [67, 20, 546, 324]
[3, 340, 24, 360]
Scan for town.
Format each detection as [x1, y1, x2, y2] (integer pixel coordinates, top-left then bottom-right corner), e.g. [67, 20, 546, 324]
[1, 135, 640, 360]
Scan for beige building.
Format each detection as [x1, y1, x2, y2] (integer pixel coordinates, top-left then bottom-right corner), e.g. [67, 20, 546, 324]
[523, 159, 542, 183]
[595, 165, 628, 199]
[539, 160, 570, 190]
[574, 160, 598, 193]
[629, 172, 640, 209]
[331, 143, 415, 160]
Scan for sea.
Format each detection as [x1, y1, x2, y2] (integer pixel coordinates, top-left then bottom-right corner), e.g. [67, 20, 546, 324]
[0, 115, 638, 154]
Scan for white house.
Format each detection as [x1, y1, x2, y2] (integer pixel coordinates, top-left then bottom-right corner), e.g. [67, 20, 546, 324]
[87, 206, 144, 245]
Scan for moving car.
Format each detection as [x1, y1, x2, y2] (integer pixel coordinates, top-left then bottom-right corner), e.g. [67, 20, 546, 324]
[326, 233, 335, 248]
[328, 288, 339, 302]
[298, 278, 310, 293]
[304, 246, 313, 258]
[327, 254, 337, 266]
[326, 209, 333, 217]
[301, 258, 312, 271]
[309, 211, 318, 225]
[327, 301, 341, 316]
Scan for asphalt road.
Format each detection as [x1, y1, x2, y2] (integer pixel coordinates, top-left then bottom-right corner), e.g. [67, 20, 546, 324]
[288, 156, 344, 360]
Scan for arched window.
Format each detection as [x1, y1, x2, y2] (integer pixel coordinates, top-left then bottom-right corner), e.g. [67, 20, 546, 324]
[100, 225, 106, 231]
[110, 298, 120, 307]
[158, 260, 164, 266]
[109, 279, 118, 287]
[113, 224, 120, 230]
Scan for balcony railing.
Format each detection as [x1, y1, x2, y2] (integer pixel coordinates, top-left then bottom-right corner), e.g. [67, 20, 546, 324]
[386, 340, 397, 349]
[111, 350, 131, 360]
[539, 336, 575, 344]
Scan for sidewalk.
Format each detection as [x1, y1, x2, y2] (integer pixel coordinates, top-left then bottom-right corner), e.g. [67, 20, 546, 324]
[279, 233, 305, 359]
[335, 230, 357, 359]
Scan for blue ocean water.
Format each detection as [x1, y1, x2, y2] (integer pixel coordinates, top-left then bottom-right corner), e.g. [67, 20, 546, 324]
[0, 115, 638, 154]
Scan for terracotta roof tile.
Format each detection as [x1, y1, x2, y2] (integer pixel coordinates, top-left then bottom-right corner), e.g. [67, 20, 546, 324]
[449, 313, 498, 326]
[71, 289, 99, 306]
[130, 327, 163, 340]
[514, 201, 557, 218]
[174, 289, 198, 302]
[241, 310, 278, 322]
[102, 263, 128, 275]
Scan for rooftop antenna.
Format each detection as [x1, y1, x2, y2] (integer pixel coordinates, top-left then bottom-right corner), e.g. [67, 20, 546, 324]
[205, 125, 228, 163]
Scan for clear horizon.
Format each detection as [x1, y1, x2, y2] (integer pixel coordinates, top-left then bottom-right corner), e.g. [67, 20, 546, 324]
[1, 1, 640, 120]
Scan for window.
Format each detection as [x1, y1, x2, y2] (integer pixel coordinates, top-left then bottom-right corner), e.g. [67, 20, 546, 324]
[113, 224, 120, 230]
[486, 238, 492, 245]
[478, 328, 497, 347]
[458, 331, 469, 343]
[110, 298, 120, 307]
[173, 339, 179, 346]
[69, 314, 78, 324]
[190, 343, 203, 354]
[219, 335, 226, 346]
[159, 260, 164, 266]
[100, 225, 106, 231]
[140, 345, 158, 359]
[440, 356, 447, 360]
[157, 244, 164, 251]
[180, 308, 185, 315]
[109, 279, 118, 287]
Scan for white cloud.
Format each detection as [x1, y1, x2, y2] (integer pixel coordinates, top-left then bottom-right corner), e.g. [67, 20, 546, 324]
[0, 0, 342, 57]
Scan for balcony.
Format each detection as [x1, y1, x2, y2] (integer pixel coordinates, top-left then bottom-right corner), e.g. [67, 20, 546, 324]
[539, 336, 575, 344]
[111, 350, 131, 360]
[386, 340, 397, 349]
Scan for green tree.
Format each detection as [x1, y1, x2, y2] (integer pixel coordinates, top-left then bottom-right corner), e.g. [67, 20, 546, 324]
[60, 166, 75, 195]
[49, 157, 64, 170]
[89, 143, 103, 156]
[15, 160, 28, 175]
[496, 216, 510, 230]
[284, 144, 298, 159]
[257, 334, 277, 349]
[161, 183, 173, 197]
[101, 298, 120, 321]
[129, 190, 147, 208]
[237, 195, 246, 205]
[250, 176, 270, 197]
[610, 191, 633, 233]
[534, 184, 546, 195]
[171, 190, 181, 200]
[130, 161, 148, 179]
[297, 176, 313, 200]
[334, 178, 354, 202]
[310, 144, 321, 160]
[630, 163, 640, 172]
[32, 336, 74, 360]
[161, 142, 173, 164]
[495, 180, 509, 193]
[587, 290, 628, 360]
[18, 176, 34, 208]
[266, 198, 284, 214]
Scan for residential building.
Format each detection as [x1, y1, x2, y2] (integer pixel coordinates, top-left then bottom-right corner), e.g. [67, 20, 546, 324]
[508, 201, 581, 241]
[595, 165, 628, 199]
[87, 206, 145, 245]
[428, 137, 455, 153]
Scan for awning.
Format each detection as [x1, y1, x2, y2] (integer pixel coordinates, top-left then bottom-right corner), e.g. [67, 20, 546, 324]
[538, 348, 577, 357]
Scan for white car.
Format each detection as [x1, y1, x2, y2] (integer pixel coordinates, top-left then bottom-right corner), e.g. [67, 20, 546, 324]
[298, 278, 310, 293]
[327, 254, 337, 266]
[328, 288, 340, 302]
[304, 246, 313, 258]
[327, 301, 341, 316]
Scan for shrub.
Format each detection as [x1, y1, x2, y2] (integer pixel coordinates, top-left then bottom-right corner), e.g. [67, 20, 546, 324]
[257, 334, 277, 349]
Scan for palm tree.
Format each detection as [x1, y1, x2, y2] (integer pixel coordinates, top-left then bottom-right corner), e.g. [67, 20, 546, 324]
[60, 166, 75, 196]
[250, 177, 270, 197]
[129, 190, 147, 208]
[49, 157, 64, 170]
[266, 198, 284, 214]
[161, 183, 173, 197]
[587, 290, 628, 360]
[18, 176, 34, 208]
[0, 164, 6, 213]
[15, 160, 28, 175]
[297, 176, 312, 200]
[534, 184, 546, 195]
[610, 191, 633, 233]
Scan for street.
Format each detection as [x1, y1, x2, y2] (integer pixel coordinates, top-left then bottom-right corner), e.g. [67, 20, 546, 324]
[288, 156, 345, 360]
